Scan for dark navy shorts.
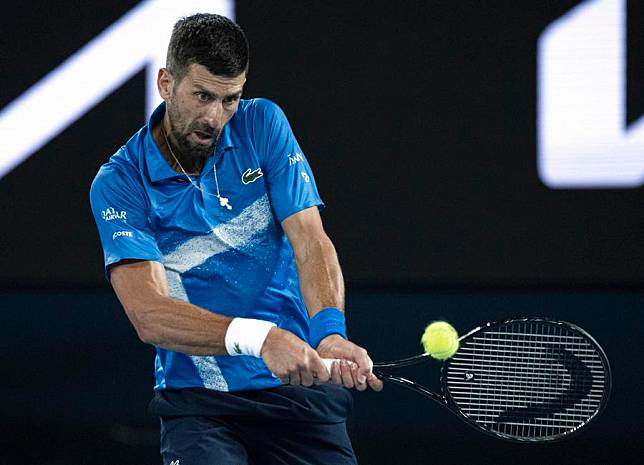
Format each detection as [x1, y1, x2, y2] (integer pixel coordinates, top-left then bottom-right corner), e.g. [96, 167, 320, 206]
[148, 384, 357, 465]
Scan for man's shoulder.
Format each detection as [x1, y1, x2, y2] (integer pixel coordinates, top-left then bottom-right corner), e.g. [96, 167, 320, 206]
[233, 98, 289, 144]
[236, 98, 287, 126]
[90, 139, 146, 203]
[93, 124, 148, 184]
[238, 97, 282, 115]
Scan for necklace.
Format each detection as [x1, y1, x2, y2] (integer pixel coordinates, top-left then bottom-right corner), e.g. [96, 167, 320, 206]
[161, 127, 232, 210]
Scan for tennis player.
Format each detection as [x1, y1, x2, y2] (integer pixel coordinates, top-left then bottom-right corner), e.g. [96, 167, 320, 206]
[90, 13, 382, 465]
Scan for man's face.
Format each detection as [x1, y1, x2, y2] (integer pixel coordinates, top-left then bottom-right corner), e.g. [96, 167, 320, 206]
[160, 63, 246, 160]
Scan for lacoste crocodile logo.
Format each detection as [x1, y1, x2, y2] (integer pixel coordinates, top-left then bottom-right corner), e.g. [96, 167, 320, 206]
[233, 342, 242, 355]
[242, 168, 263, 184]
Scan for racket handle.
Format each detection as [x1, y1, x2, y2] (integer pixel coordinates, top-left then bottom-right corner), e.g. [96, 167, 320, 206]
[322, 358, 339, 374]
[321, 358, 362, 373]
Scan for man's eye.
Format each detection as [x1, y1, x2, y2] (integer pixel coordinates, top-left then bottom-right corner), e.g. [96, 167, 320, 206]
[195, 92, 210, 102]
[224, 96, 240, 105]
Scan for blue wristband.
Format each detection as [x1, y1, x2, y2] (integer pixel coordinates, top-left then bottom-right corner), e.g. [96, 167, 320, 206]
[309, 307, 347, 349]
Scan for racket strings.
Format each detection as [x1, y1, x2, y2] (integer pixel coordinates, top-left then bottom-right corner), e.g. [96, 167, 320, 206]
[445, 321, 607, 440]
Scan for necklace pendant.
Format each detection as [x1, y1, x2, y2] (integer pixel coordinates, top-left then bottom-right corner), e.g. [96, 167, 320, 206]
[219, 196, 232, 210]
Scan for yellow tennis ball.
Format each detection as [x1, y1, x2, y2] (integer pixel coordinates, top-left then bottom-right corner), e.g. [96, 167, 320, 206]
[421, 321, 459, 360]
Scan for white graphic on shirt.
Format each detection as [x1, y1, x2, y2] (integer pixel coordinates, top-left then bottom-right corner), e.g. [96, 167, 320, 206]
[189, 356, 229, 392]
[101, 207, 127, 221]
[162, 194, 274, 391]
[288, 152, 304, 166]
[112, 230, 133, 240]
[164, 195, 273, 273]
[166, 271, 189, 301]
[301, 171, 310, 183]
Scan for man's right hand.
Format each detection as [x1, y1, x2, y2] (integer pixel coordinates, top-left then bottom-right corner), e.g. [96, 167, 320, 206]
[261, 327, 330, 386]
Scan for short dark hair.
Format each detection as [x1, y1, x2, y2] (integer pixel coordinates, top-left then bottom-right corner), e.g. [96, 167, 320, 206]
[166, 13, 249, 81]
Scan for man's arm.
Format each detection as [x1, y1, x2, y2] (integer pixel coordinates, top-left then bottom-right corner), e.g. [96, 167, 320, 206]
[281, 208, 344, 315]
[110, 259, 329, 384]
[282, 207, 383, 392]
[110, 260, 231, 355]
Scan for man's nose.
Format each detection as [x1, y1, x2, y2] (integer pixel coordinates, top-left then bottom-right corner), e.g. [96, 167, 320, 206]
[204, 101, 224, 129]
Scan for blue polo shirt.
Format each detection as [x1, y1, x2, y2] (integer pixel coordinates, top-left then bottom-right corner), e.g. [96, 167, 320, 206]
[90, 99, 323, 392]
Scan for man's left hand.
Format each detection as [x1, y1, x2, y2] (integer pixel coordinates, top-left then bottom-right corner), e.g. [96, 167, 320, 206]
[316, 334, 384, 392]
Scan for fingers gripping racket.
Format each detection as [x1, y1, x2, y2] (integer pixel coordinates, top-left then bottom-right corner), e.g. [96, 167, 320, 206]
[326, 317, 611, 443]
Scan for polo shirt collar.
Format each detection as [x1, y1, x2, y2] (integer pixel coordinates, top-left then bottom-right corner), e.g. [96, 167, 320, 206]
[145, 102, 236, 183]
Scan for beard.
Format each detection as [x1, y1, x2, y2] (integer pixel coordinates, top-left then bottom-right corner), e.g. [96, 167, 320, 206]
[166, 104, 221, 161]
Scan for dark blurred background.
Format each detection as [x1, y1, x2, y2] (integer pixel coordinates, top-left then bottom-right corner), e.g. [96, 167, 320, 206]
[1, 1, 642, 464]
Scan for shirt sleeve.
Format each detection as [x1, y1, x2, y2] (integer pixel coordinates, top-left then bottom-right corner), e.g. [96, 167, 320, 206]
[89, 162, 163, 278]
[250, 99, 324, 222]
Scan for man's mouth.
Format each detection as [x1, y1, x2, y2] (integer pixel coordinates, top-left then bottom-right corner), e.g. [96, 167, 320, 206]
[192, 130, 215, 144]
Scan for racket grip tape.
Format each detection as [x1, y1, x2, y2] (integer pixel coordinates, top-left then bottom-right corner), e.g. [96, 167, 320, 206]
[322, 358, 339, 374]
[321, 358, 369, 373]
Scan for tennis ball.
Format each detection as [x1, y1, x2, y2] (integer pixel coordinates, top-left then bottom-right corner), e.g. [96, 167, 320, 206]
[421, 321, 459, 360]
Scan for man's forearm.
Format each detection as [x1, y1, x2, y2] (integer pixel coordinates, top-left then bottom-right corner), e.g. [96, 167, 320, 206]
[131, 294, 233, 355]
[110, 262, 233, 355]
[294, 234, 345, 317]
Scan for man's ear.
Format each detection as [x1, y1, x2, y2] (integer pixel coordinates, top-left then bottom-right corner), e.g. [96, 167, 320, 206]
[157, 68, 174, 101]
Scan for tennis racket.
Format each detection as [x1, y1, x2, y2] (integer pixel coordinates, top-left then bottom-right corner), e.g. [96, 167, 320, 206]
[324, 317, 611, 443]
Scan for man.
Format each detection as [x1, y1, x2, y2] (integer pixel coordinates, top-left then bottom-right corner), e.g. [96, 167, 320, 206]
[90, 13, 382, 465]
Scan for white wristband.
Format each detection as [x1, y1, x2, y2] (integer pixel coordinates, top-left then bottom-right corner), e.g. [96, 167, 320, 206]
[225, 318, 276, 358]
